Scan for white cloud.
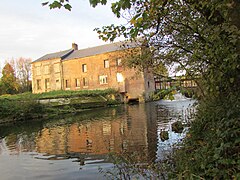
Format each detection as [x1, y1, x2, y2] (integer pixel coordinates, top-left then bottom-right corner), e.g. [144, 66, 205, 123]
[0, 0, 126, 65]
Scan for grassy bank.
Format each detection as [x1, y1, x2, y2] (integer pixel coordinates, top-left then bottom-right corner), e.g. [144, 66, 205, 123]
[0, 89, 120, 124]
[0, 88, 118, 100]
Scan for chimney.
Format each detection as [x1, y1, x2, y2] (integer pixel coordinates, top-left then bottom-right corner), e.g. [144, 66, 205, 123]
[72, 43, 78, 50]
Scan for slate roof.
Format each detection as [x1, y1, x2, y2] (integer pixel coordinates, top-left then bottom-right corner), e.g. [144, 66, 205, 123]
[33, 49, 73, 62]
[33, 41, 139, 63]
[63, 41, 138, 61]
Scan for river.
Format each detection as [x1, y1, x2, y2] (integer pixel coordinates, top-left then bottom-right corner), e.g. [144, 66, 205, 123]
[0, 99, 195, 180]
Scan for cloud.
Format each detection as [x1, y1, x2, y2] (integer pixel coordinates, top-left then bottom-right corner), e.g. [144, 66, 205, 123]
[0, 0, 126, 65]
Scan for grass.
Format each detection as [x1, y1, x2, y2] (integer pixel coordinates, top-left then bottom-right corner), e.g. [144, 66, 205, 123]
[0, 88, 118, 100]
[0, 89, 120, 124]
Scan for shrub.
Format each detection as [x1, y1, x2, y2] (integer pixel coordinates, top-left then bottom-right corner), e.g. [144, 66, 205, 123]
[170, 93, 240, 179]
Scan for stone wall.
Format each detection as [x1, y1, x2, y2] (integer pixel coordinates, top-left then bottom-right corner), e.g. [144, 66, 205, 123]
[32, 49, 155, 101]
[32, 58, 62, 93]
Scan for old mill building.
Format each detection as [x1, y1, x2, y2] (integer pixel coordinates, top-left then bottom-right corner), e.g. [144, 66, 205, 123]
[31, 42, 155, 101]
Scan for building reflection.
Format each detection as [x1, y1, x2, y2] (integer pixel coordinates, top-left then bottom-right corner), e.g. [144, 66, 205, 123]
[0, 104, 158, 163]
[35, 105, 157, 162]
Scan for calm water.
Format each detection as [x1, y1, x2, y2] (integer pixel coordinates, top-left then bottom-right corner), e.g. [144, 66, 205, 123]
[0, 99, 195, 180]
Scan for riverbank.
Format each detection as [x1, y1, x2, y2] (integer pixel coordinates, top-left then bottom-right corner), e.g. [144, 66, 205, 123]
[0, 89, 121, 125]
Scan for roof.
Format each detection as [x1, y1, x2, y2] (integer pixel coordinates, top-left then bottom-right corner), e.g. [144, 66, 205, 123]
[33, 41, 139, 63]
[33, 49, 73, 62]
[63, 41, 138, 61]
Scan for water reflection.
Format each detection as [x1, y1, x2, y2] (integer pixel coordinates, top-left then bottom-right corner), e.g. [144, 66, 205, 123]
[0, 105, 157, 179]
[155, 99, 196, 160]
[0, 99, 195, 179]
[31, 105, 155, 162]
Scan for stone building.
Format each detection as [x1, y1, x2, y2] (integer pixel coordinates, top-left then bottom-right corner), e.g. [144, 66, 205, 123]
[31, 42, 155, 101]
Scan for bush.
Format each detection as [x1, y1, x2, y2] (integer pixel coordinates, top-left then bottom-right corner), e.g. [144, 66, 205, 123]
[170, 93, 240, 179]
[0, 98, 45, 121]
[0, 88, 120, 124]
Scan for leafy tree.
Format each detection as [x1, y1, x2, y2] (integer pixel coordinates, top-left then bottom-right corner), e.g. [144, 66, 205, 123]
[43, 0, 240, 178]
[5, 58, 32, 93]
[43, 1, 239, 97]
[0, 63, 19, 94]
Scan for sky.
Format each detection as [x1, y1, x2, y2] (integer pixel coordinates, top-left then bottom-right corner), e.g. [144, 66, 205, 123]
[0, 0, 126, 68]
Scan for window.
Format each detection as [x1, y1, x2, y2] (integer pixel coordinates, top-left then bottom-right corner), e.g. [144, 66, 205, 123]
[65, 79, 70, 88]
[54, 63, 60, 73]
[116, 58, 122, 66]
[116, 73, 124, 82]
[104, 60, 109, 68]
[44, 65, 49, 74]
[99, 75, 108, 84]
[83, 77, 88, 87]
[36, 66, 41, 76]
[82, 64, 87, 72]
[75, 79, 80, 87]
[56, 79, 61, 90]
[45, 78, 50, 89]
[37, 79, 41, 90]
[192, 80, 197, 87]
[184, 80, 192, 87]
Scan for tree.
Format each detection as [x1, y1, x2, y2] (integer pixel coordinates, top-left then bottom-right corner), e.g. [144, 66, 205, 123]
[90, 0, 239, 97]
[15, 57, 32, 92]
[4, 58, 32, 93]
[43, 0, 240, 178]
[43, 1, 239, 97]
[0, 63, 19, 94]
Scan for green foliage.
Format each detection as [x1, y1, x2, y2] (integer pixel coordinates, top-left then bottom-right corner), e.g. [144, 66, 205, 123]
[99, 152, 166, 179]
[153, 62, 168, 76]
[179, 87, 195, 98]
[160, 130, 169, 141]
[44, 0, 240, 178]
[87, 1, 240, 177]
[171, 121, 183, 133]
[0, 89, 120, 124]
[171, 94, 240, 179]
[0, 98, 45, 122]
[0, 88, 117, 100]
[91, 1, 239, 178]
[42, 0, 72, 11]
[151, 87, 176, 101]
[163, 92, 174, 101]
[37, 88, 117, 99]
[90, 1, 240, 98]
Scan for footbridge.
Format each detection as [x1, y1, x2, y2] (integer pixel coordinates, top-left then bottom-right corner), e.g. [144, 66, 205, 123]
[154, 75, 198, 90]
